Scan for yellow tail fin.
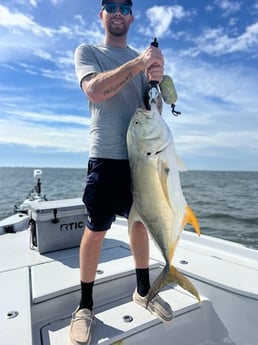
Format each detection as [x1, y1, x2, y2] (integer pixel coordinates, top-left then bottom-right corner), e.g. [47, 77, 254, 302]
[147, 265, 201, 306]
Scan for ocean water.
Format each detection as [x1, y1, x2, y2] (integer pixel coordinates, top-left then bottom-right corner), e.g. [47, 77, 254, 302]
[0, 167, 257, 250]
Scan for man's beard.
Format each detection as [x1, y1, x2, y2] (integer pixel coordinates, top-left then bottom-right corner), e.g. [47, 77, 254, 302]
[107, 22, 129, 37]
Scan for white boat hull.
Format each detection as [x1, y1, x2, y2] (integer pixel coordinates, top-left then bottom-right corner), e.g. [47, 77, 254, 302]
[0, 213, 30, 234]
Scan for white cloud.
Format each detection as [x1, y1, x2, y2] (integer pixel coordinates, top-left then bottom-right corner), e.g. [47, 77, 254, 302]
[0, 116, 90, 153]
[33, 49, 53, 61]
[0, 1, 257, 170]
[161, 50, 258, 161]
[138, 5, 192, 38]
[181, 22, 258, 57]
[146, 6, 174, 38]
[0, 6, 57, 64]
[176, 130, 258, 152]
[74, 14, 85, 26]
[214, 0, 242, 16]
[50, 0, 63, 5]
[0, 5, 101, 84]
[30, 0, 37, 7]
[5, 109, 91, 127]
[0, 5, 54, 37]
[0, 4, 104, 66]
[205, 5, 214, 13]
[72, 20, 104, 43]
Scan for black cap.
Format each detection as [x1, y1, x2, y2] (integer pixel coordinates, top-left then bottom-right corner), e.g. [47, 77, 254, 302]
[102, 0, 133, 5]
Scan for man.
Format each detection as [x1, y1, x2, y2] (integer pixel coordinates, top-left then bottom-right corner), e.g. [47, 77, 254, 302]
[69, 1, 173, 344]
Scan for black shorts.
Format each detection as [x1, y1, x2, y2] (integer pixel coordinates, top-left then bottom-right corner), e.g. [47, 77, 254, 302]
[83, 158, 133, 231]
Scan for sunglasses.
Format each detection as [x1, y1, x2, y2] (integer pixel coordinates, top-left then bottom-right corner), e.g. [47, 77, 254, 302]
[103, 3, 132, 16]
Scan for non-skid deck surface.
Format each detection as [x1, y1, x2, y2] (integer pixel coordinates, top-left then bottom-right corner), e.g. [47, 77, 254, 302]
[31, 246, 135, 303]
[41, 288, 200, 345]
[0, 268, 32, 345]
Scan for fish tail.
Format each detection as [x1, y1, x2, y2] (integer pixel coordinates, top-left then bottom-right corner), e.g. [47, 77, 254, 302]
[169, 265, 201, 302]
[184, 205, 201, 236]
[146, 265, 171, 306]
[146, 264, 201, 306]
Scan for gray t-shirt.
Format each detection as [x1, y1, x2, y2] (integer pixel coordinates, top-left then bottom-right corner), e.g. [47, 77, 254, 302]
[74, 43, 148, 159]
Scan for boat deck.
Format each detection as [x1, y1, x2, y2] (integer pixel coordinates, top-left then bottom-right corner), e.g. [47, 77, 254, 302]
[42, 289, 201, 345]
[0, 218, 258, 344]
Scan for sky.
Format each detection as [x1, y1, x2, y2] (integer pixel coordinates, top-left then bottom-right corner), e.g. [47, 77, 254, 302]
[0, 0, 258, 171]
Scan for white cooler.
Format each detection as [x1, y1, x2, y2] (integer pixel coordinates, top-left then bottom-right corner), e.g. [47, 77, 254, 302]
[28, 198, 86, 253]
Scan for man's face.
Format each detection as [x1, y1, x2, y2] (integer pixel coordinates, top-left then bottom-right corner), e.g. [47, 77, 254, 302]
[100, 1, 134, 37]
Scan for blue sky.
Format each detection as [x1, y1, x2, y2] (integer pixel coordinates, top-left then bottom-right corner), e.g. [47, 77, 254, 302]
[0, 0, 258, 170]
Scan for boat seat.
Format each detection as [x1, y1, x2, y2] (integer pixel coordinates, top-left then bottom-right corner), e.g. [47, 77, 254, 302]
[31, 245, 159, 304]
[0, 267, 32, 345]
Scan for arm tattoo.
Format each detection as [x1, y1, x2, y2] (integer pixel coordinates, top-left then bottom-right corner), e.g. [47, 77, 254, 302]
[103, 72, 134, 96]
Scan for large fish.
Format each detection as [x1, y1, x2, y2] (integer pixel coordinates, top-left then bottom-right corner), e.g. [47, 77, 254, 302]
[127, 106, 201, 305]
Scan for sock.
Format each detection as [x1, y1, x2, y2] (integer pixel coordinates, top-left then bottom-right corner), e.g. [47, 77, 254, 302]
[136, 268, 150, 297]
[79, 281, 94, 311]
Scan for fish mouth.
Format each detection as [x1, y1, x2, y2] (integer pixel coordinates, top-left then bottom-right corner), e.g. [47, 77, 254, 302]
[147, 148, 164, 156]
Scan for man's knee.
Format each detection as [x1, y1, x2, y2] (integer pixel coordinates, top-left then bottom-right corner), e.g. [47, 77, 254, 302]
[82, 227, 107, 242]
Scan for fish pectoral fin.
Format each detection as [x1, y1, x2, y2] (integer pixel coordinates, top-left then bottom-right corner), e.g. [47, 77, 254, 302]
[158, 159, 171, 207]
[183, 205, 201, 236]
[146, 265, 201, 306]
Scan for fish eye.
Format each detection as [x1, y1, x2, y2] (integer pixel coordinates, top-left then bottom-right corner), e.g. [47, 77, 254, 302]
[133, 119, 140, 126]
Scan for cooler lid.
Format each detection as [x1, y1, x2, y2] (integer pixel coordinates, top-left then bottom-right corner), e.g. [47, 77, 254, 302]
[28, 198, 84, 212]
[28, 198, 86, 220]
